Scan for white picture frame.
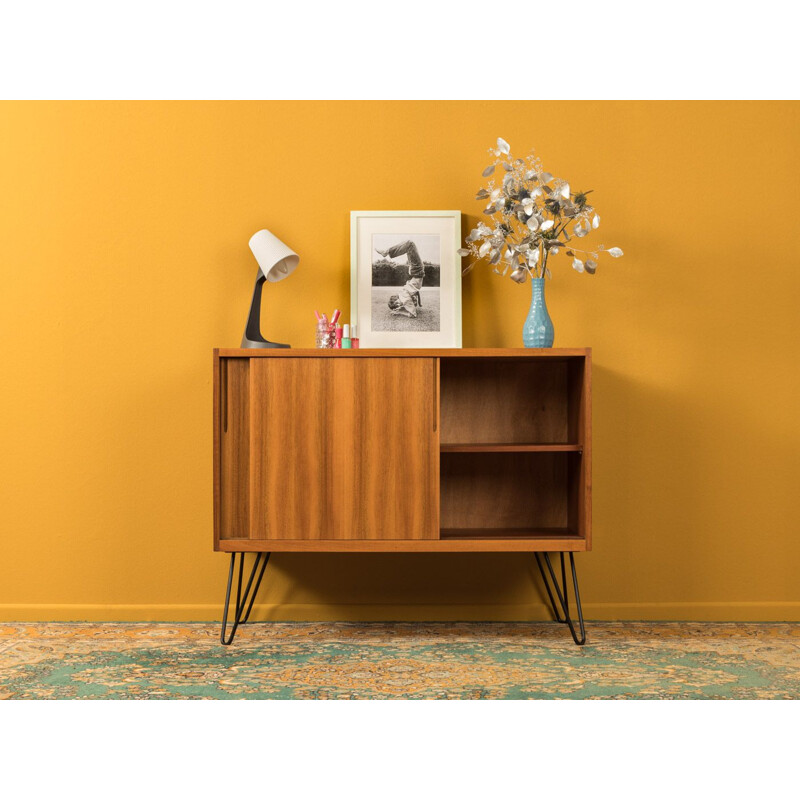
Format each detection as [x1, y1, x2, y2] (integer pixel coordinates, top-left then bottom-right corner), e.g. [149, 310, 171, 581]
[350, 210, 462, 349]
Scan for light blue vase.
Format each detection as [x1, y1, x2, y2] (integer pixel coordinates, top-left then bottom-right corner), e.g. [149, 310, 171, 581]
[522, 278, 554, 348]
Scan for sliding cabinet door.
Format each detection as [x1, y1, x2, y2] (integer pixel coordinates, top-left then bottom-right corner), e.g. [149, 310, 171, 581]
[345, 358, 438, 540]
[249, 358, 438, 540]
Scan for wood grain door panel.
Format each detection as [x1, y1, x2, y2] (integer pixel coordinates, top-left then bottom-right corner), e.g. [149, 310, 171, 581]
[250, 358, 328, 540]
[351, 358, 438, 540]
[249, 358, 438, 540]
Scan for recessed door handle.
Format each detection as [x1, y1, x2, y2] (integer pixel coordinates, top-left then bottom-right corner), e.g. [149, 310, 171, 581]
[221, 359, 228, 433]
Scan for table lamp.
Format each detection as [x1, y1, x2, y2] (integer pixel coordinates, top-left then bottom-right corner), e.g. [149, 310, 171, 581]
[241, 229, 299, 348]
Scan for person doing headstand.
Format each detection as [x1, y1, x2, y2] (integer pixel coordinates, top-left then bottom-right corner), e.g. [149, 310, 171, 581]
[376, 240, 426, 317]
[387, 279, 422, 317]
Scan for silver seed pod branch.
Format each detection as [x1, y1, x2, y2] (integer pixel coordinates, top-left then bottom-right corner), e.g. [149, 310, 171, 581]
[459, 138, 623, 283]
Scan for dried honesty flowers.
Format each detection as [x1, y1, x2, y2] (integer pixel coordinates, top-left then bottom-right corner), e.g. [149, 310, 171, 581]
[459, 138, 623, 283]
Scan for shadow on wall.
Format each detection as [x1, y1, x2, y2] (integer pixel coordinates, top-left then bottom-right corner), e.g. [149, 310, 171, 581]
[252, 553, 556, 622]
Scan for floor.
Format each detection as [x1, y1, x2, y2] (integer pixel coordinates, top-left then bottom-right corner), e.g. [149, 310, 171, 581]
[1, 622, 797, 699]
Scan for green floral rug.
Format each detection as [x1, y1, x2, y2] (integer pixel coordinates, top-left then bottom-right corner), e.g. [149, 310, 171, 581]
[1, 622, 797, 699]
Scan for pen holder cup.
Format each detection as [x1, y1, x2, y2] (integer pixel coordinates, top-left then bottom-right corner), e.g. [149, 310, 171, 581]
[316, 325, 336, 349]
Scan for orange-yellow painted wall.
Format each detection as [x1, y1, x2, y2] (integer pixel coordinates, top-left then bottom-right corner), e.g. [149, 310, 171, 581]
[1, 101, 799, 621]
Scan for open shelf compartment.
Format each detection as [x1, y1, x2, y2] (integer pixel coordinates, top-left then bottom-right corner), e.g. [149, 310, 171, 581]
[439, 451, 584, 541]
[439, 356, 587, 447]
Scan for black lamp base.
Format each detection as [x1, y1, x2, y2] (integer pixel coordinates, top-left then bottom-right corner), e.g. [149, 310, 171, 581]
[240, 268, 291, 350]
[240, 336, 290, 349]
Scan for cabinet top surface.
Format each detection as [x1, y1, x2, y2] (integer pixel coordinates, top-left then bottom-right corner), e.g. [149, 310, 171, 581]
[215, 347, 591, 358]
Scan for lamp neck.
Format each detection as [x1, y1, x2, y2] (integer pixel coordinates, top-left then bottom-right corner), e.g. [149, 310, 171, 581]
[243, 269, 267, 342]
[240, 269, 291, 348]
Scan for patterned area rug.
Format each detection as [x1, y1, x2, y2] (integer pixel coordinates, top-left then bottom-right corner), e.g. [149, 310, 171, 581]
[1, 622, 798, 699]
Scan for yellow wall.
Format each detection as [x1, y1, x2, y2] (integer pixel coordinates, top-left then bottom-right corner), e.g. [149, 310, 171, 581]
[2, 101, 799, 621]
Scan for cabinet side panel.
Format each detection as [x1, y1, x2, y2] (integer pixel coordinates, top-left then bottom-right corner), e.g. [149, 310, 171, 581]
[250, 359, 329, 540]
[583, 354, 592, 548]
[219, 358, 251, 542]
[567, 356, 591, 547]
[213, 353, 220, 549]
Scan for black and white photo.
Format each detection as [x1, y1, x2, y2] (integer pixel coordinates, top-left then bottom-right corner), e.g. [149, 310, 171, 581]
[351, 211, 462, 348]
[371, 234, 441, 333]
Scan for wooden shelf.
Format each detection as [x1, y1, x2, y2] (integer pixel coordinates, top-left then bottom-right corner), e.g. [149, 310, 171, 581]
[440, 443, 582, 453]
[440, 528, 580, 540]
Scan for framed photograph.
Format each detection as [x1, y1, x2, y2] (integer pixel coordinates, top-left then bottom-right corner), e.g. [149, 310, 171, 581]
[350, 210, 462, 348]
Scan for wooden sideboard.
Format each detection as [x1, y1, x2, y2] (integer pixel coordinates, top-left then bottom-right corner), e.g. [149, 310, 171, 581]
[213, 348, 591, 644]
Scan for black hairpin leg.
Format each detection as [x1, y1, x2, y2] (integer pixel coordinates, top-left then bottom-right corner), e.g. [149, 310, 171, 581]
[534, 552, 586, 645]
[220, 552, 271, 645]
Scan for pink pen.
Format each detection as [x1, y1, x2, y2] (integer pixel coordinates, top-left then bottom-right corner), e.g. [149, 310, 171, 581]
[331, 309, 341, 326]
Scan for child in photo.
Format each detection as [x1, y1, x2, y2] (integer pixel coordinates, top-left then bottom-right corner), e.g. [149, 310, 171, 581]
[388, 280, 421, 317]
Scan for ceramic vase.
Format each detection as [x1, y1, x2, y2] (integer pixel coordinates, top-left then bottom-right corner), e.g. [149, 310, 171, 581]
[522, 278, 554, 348]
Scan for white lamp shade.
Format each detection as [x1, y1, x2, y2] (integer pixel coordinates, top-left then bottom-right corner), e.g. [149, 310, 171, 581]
[248, 229, 299, 283]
